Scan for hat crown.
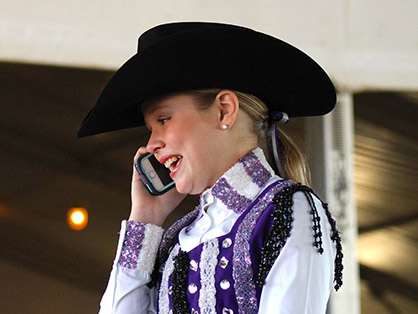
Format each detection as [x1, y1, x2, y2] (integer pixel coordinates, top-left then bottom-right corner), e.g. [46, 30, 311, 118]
[77, 22, 336, 138]
[137, 22, 242, 53]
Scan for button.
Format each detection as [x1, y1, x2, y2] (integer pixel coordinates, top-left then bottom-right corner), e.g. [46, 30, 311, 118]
[222, 308, 234, 314]
[168, 286, 172, 295]
[220, 279, 230, 290]
[191, 309, 199, 314]
[190, 260, 198, 272]
[188, 283, 198, 294]
[222, 238, 232, 248]
[219, 256, 229, 269]
[206, 193, 214, 203]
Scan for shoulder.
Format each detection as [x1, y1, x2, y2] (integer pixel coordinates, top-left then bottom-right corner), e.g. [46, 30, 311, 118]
[253, 182, 343, 290]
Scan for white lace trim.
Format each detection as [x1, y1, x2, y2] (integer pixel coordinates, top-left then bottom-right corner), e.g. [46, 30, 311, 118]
[136, 224, 164, 273]
[199, 239, 219, 314]
[158, 244, 180, 314]
[223, 162, 260, 199]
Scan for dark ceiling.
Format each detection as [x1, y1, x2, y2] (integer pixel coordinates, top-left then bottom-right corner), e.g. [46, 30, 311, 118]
[0, 62, 417, 313]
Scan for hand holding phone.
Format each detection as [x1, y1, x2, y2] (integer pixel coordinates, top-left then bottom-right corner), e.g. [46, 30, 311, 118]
[134, 153, 175, 196]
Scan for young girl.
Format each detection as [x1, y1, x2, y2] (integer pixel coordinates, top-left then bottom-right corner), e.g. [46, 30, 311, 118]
[78, 22, 343, 314]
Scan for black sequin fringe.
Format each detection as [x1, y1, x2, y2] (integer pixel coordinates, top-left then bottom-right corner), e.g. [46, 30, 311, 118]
[322, 202, 344, 291]
[256, 183, 343, 291]
[256, 185, 294, 287]
[172, 251, 191, 314]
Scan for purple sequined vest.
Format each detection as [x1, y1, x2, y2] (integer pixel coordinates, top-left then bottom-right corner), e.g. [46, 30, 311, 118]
[155, 179, 293, 314]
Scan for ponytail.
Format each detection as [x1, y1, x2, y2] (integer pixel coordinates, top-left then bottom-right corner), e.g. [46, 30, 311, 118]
[267, 125, 311, 185]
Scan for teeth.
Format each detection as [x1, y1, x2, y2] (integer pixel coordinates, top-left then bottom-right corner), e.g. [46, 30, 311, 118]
[164, 156, 182, 169]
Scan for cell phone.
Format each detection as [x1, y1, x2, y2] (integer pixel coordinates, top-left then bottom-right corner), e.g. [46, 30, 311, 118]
[134, 153, 175, 196]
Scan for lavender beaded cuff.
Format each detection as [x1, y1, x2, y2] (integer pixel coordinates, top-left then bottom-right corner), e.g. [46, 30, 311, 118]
[118, 221, 164, 273]
[118, 221, 146, 269]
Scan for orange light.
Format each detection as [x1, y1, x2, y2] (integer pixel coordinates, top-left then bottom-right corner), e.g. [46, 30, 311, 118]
[67, 207, 88, 231]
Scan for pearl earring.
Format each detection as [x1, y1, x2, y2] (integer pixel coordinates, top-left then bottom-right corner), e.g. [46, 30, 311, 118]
[222, 124, 229, 130]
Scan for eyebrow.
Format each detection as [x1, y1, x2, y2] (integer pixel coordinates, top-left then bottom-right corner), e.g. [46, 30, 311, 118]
[141, 92, 175, 115]
[142, 103, 159, 116]
[142, 100, 172, 116]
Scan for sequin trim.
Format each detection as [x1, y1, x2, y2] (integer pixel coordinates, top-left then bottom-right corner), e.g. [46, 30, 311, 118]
[303, 190, 324, 254]
[172, 251, 191, 314]
[211, 178, 251, 214]
[256, 185, 296, 286]
[240, 149, 273, 188]
[208, 147, 274, 211]
[137, 224, 164, 273]
[322, 203, 344, 290]
[222, 162, 261, 201]
[158, 244, 180, 314]
[118, 221, 146, 269]
[306, 187, 344, 290]
[233, 180, 292, 314]
[199, 239, 219, 314]
[256, 184, 344, 291]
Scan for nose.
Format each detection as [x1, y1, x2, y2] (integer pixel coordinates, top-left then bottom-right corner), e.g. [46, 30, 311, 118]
[146, 130, 165, 154]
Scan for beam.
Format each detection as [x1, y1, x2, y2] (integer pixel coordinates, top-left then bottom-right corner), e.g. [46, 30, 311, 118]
[358, 212, 418, 234]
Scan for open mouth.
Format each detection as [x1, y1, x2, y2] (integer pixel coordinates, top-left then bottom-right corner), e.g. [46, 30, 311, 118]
[164, 155, 183, 171]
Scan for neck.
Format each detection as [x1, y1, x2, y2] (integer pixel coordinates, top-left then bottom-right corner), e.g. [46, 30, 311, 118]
[209, 125, 258, 185]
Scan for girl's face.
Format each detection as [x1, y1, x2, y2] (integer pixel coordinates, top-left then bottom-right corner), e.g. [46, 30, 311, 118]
[143, 93, 225, 195]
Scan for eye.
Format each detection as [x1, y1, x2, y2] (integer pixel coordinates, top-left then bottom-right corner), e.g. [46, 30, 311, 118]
[158, 117, 171, 125]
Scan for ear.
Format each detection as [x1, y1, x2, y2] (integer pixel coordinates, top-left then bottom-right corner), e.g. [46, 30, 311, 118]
[215, 90, 239, 129]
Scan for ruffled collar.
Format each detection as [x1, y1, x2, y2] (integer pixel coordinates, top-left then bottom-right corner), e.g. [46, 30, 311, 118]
[201, 147, 275, 214]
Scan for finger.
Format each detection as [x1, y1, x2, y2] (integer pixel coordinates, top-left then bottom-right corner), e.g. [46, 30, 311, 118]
[132, 147, 149, 179]
[133, 146, 149, 161]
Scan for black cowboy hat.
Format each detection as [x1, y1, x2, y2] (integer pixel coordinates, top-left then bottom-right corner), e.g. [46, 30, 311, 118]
[77, 22, 336, 138]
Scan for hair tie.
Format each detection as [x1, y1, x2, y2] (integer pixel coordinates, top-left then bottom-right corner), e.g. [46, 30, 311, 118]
[271, 111, 290, 124]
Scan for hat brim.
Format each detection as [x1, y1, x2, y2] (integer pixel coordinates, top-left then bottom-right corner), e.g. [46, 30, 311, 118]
[77, 23, 335, 137]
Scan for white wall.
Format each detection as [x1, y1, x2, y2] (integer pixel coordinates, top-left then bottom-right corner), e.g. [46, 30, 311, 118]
[1, 0, 417, 91]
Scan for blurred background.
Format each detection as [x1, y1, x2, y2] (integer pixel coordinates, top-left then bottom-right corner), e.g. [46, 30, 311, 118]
[0, 1, 417, 313]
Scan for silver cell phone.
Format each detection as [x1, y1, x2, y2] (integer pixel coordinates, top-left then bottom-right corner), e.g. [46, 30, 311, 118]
[134, 153, 175, 196]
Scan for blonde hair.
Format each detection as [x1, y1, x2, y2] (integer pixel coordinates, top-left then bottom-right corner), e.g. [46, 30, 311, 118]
[190, 89, 311, 185]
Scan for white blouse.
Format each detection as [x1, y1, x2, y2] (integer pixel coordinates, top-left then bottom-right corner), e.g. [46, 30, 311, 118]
[99, 148, 336, 313]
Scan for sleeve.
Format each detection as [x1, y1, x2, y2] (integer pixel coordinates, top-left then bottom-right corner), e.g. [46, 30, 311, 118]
[99, 220, 164, 314]
[258, 192, 336, 314]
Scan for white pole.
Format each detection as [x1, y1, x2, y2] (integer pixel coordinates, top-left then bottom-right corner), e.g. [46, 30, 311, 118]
[305, 92, 360, 314]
